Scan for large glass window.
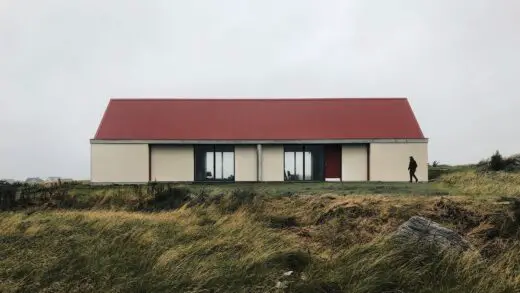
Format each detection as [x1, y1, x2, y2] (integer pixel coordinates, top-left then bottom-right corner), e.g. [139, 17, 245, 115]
[284, 145, 324, 181]
[195, 145, 235, 181]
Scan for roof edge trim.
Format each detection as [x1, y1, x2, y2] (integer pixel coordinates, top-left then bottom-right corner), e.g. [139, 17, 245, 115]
[107, 97, 409, 102]
[90, 138, 429, 144]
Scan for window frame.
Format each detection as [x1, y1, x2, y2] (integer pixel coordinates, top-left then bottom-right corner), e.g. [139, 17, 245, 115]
[283, 144, 324, 182]
[194, 144, 235, 182]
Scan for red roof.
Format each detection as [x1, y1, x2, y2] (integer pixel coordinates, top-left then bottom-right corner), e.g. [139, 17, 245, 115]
[93, 98, 425, 140]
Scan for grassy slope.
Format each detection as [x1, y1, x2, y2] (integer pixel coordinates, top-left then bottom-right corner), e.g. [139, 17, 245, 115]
[1, 170, 520, 293]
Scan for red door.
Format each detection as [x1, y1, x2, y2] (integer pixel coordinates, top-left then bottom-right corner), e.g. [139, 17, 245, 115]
[324, 144, 341, 179]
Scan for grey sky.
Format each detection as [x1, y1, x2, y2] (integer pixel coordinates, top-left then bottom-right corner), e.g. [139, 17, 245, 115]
[1, 0, 519, 180]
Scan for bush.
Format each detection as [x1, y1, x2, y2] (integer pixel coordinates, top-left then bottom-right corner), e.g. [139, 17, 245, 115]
[145, 184, 191, 211]
[0, 181, 82, 210]
[490, 150, 505, 171]
[0, 181, 17, 210]
[185, 186, 213, 208]
[478, 150, 520, 172]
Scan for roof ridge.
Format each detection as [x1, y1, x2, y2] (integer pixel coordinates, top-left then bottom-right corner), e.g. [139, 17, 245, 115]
[109, 97, 408, 102]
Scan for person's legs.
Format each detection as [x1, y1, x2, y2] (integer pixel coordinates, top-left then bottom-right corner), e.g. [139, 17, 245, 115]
[409, 170, 413, 182]
[412, 171, 418, 182]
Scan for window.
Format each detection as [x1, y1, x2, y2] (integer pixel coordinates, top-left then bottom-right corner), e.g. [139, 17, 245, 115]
[284, 145, 324, 181]
[195, 145, 235, 181]
[284, 151, 312, 180]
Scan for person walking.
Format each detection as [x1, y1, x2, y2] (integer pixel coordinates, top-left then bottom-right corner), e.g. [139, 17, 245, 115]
[408, 156, 418, 183]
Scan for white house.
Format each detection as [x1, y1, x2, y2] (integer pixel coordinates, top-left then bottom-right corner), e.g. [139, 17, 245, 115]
[90, 98, 428, 184]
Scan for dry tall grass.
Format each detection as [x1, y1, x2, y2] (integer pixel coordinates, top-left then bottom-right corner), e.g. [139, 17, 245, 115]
[440, 169, 520, 196]
[1, 171, 520, 292]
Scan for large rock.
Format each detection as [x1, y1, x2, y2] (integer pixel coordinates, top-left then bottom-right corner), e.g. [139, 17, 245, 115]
[393, 216, 472, 251]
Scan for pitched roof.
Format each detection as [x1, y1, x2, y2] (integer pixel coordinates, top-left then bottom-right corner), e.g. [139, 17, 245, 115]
[93, 98, 425, 140]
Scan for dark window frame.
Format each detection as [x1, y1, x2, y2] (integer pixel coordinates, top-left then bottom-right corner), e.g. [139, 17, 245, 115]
[283, 144, 324, 182]
[194, 144, 235, 182]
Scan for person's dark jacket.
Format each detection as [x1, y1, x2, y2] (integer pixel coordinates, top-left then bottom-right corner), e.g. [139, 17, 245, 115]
[408, 159, 417, 171]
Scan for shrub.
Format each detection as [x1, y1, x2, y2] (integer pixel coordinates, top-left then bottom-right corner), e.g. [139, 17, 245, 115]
[0, 182, 17, 210]
[144, 184, 191, 211]
[490, 150, 505, 171]
[186, 186, 211, 207]
[478, 150, 520, 172]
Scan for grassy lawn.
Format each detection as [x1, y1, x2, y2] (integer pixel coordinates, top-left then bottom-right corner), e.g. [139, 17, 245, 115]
[78, 180, 451, 198]
[186, 181, 452, 196]
[1, 169, 520, 292]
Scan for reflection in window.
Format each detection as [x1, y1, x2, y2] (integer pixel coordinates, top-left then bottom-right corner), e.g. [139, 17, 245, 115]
[222, 152, 234, 179]
[215, 151, 223, 179]
[205, 152, 213, 179]
[284, 148, 314, 181]
[284, 152, 295, 180]
[295, 151, 303, 179]
[196, 145, 234, 181]
[304, 151, 312, 180]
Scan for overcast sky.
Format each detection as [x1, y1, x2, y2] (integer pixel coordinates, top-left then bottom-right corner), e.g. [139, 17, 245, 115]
[1, 0, 519, 180]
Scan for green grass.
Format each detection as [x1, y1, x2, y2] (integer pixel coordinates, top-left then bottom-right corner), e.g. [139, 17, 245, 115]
[1, 170, 520, 292]
[187, 181, 451, 196]
[71, 180, 451, 200]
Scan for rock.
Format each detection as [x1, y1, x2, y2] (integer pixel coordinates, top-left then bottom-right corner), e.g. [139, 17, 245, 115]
[393, 216, 472, 251]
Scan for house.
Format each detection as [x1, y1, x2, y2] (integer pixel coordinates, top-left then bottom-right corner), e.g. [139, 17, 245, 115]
[46, 177, 74, 183]
[25, 177, 44, 184]
[90, 98, 428, 184]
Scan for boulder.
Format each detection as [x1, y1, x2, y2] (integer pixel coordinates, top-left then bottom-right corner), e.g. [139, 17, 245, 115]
[393, 216, 472, 251]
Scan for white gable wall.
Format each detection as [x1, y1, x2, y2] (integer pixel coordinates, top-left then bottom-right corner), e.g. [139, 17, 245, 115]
[91, 143, 149, 184]
[369, 142, 428, 182]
